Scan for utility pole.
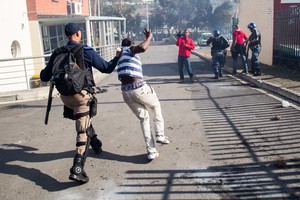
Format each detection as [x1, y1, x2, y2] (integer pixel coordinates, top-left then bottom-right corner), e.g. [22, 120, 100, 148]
[146, 0, 149, 30]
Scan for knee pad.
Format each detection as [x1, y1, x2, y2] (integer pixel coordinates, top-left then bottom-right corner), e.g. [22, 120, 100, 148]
[86, 125, 102, 154]
[86, 124, 96, 138]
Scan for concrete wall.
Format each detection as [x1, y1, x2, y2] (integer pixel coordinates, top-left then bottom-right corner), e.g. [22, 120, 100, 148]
[0, 0, 34, 92]
[238, 0, 274, 66]
[0, 0, 33, 59]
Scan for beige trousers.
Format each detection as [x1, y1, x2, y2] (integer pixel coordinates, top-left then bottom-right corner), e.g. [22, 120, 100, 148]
[60, 90, 93, 155]
[122, 84, 165, 153]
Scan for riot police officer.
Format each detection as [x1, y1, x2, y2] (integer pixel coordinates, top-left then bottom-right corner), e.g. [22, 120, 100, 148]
[206, 30, 230, 79]
[247, 23, 262, 76]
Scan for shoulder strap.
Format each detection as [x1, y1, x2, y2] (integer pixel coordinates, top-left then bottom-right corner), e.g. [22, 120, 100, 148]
[70, 44, 85, 69]
[70, 44, 85, 54]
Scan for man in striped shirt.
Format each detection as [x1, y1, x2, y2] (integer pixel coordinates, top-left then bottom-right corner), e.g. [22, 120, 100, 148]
[117, 29, 170, 160]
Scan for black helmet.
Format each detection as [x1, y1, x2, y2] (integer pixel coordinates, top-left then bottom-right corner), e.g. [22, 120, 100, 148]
[247, 23, 256, 29]
[213, 29, 220, 37]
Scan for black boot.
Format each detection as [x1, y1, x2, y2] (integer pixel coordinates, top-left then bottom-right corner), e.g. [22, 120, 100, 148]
[253, 69, 261, 76]
[69, 154, 89, 183]
[219, 71, 223, 77]
[213, 72, 219, 79]
[90, 135, 103, 154]
[87, 125, 102, 154]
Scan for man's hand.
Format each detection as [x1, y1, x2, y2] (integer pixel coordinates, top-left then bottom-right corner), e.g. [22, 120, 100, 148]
[116, 47, 123, 57]
[143, 28, 152, 39]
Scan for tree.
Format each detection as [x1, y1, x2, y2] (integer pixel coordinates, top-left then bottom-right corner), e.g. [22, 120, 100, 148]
[210, 0, 235, 36]
[152, 0, 213, 30]
[100, 0, 142, 33]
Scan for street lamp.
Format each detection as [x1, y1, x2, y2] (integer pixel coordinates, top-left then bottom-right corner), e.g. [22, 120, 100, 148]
[146, 0, 149, 30]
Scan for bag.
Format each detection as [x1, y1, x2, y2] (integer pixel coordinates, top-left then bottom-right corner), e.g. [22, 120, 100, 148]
[220, 36, 230, 50]
[52, 44, 93, 96]
[63, 105, 76, 120]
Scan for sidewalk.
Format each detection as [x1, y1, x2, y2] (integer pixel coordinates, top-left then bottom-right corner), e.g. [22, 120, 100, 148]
[0, 71, 109, 105]
[192, 50, 300, 104]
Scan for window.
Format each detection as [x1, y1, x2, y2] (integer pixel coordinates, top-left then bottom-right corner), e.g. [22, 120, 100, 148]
[11, 40, 21, 58]
[41, 23, 86, 55]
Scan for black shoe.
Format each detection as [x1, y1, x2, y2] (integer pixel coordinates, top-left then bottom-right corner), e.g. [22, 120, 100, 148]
[69, 155, 89, 183]
[232, 70, 237, 75]
[219, 72, 223, 77]
[190, 75, 196, 82]
[90, 136, 103, 154]
[69, 165, 89, 183]
[253, 72, 261, 76]
[213, 74, 219, 79]
[249, 69, 255, 74]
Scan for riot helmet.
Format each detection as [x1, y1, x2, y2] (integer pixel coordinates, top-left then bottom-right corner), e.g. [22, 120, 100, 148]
[247, 23, 256, 29]
[213, 29, 220, 37]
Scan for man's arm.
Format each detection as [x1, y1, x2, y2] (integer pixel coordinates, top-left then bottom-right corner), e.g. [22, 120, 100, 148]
[130, 28, 152, 54]
[185, 38, 195, 50]
[231, 32, 238, 49]
[206, 37, 213, 45]
[85, 47, 121, 74]
[40, 52, 57, 82]
[176, 37, 181, 46]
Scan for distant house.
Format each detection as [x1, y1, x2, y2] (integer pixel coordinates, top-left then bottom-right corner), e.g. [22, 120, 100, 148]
[238, 0, 299, 69]
[0, 0, 126, 92]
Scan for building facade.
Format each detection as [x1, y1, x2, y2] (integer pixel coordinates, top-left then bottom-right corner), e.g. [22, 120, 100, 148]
[0, 0, 126, 92]
[238, 0, 300, 69]
[238, 0, 274, 66]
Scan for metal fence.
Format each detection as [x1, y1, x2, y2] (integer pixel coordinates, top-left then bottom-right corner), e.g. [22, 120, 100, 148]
[274, 5, 300, 72]
[0, 44, 120, 92]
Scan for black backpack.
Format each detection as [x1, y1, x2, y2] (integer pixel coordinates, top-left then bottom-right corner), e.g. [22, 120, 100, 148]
[211, 36, 230, 51]
[218, 36, 230, 50]
[51, 44, 93, 96]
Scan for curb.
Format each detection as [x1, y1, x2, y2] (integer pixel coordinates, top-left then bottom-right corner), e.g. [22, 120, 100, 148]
[192, 51, 300, 104]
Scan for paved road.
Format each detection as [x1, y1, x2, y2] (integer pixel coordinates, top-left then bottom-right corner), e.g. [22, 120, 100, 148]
[0, 44, 299, 200]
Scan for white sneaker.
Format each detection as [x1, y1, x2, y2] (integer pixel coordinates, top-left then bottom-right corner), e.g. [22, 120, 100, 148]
[147, 151, 159, 160]
[156, 135, 170, 144]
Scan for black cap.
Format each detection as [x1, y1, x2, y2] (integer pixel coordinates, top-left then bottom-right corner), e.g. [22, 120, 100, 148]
[65, 23, 82, 36]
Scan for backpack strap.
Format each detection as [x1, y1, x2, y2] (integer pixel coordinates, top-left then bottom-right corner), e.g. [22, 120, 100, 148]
[70, 44, 85, 69]
[70, 44, 85, 54]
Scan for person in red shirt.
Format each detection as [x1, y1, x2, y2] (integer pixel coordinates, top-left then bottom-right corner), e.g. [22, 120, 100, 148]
[230, 24, 249, 74]
[176, 29, 196, 83]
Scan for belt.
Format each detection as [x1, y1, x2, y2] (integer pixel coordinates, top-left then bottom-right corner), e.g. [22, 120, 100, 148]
[121, 80, 145, 91]
[120, 76, 141, 84]
[212, 49, 224, 52]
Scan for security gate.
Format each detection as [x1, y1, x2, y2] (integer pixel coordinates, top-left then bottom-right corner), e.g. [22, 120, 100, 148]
[274, 5, 300, 72]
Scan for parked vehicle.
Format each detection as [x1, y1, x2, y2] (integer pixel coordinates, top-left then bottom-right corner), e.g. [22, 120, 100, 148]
[197, 32, 212, 46]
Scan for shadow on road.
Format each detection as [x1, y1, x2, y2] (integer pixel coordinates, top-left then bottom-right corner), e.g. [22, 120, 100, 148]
[114, 76, 300, 199]
[0, 144, 77, 192]
[91, 150, 150, 164]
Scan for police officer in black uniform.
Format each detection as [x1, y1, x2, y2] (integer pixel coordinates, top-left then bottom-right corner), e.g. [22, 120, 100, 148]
[247, 22, 262, 76]
[206, 29, 230, 79]
[40, 23, 121, 183]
